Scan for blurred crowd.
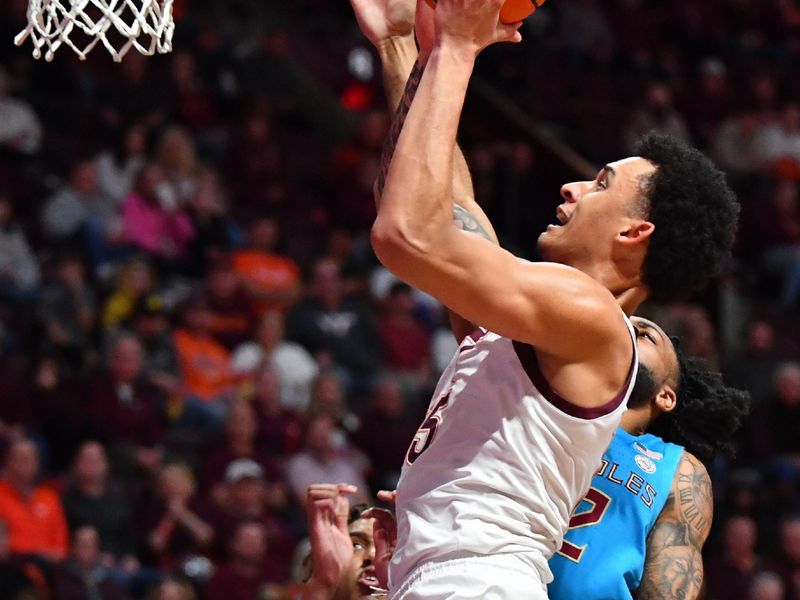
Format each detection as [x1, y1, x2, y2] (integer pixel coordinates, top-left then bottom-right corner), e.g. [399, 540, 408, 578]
[0, 0, 799, 599]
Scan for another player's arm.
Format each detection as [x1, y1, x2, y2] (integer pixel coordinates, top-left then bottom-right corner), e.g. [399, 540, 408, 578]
[636, 452, 712, 600]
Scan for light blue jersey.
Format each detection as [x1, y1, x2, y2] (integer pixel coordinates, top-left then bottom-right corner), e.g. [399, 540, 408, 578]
[548, 428, 683, 600]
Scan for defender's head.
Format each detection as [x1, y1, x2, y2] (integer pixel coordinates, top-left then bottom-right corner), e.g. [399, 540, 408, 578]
[538, 134, 739, 304]
[626, 316, 750, 462]
[305, 503, 380, 600]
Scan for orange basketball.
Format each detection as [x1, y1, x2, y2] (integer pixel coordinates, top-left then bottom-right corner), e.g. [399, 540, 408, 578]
[423, 0, 542, 25]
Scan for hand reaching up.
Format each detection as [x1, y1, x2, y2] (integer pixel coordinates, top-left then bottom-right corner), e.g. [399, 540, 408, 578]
[350, 0, 417, 48]
[306, 483, 358, 588]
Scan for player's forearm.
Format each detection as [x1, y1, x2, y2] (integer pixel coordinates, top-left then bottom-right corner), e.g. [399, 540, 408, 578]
[373, 43, 475, 262]
[377, 35, 418, 111]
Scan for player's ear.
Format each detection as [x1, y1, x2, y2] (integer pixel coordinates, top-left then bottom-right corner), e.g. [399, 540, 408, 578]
[654, 385, 677, 414]
[617, 220, 654, 245]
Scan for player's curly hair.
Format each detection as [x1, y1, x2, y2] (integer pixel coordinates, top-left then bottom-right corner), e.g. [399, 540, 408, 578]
[648, 341, 751, 464]
[634, 133, 740, 303]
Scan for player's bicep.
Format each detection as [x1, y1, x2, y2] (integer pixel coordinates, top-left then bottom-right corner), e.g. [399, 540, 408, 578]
[637, 525, 704, 600]
[637, 453, 712, 600]
[374, 225, 620, 352]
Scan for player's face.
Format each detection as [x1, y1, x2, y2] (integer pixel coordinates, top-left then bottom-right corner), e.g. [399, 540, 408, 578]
[630, 317, 678, 404]
[344, 516, 379, 599]
[538, 157, 656, 271]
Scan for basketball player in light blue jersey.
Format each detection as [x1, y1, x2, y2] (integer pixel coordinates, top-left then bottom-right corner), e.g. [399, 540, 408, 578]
[549, 317, 750, 600]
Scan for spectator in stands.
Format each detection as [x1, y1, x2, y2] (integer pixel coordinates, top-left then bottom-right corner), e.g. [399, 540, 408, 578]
[667, 303, 720, 369]
[173, 296, 237, 408]
[204, 259, 255, 350]
[223, 106, 284, 216]
[0, 66, 42, 155]
[130, 295, 182, 397]
[86, 333, 163, 474]
[121, 163, 196, 263]
[184, 170, 238, 277]
[286, 414, 370, 509]
[352, 377, 417, 494]
[714, 107, 766, 175]
[286, 258, 381, 392]
[248, 367, 304, 458]
[41, 159, 127, 272]
[146, 578, 197, 600]
[681, 58, 733, 149]
[770, 516, 800, 599]
[766, 363, 800, 457]
[231, 310, 318, 412]
[0, 438, 68, 561]
[0, 195, 39, 302]
[557, 0, 616, 60]
[760, 181, 800, 308]
[154, 126, 200, 206]
[38, 253, 96, 368]
[305, 372, 354, 429]
[377, 282, 432, 400]
[707, 515, 761, 600]
[102, 258, 157, 330]
[211, 459, 295, 581]
[51, 526, 130, 600]
[27, 355, 86, 473]
[749, 572, 785, 600]
[725, 321, 779, 407]
[144, 462, 214, 569]
[754, 103, 800, 176]
[202, 400, 284, 506]
[167, 52, 219, 134]
[203, 521, 282, 600]
[94, 124, 147, 202]
[61, 442, 137, 570]
[623, 81, 692, 153]
[231, 214, 301, 313]
[0, 518, 37, 600]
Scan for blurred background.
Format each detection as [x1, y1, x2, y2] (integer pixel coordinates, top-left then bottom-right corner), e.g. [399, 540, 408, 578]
[0, 0, 798, 599]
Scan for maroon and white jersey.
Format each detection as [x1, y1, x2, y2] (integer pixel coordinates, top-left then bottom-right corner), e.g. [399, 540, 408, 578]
[389, 321, 638, 590]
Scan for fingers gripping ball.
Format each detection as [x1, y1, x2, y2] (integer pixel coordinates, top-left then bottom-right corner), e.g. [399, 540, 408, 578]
[424, 0, 543, 24]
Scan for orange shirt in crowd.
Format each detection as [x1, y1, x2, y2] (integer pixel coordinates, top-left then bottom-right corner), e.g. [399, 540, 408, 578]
[0, 480, 68, 560]
[174, 329, 236, 402]
[231, 250, 300, 313]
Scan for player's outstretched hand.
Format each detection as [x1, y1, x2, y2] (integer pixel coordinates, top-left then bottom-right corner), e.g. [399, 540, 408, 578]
[349, 0, 416, 48]
[434, 0, 522, 56]
[306, 483, 358, 589]
[362, 507, 397, 590]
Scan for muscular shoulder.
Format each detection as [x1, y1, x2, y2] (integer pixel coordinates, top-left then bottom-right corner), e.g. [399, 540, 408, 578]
[657, 451, 713, 548]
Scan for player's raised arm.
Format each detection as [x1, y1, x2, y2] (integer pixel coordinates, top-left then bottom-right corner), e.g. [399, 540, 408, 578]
[371, 0, 630, 366]
[637, 452, 712, 600]
[354, 0, 496, 342]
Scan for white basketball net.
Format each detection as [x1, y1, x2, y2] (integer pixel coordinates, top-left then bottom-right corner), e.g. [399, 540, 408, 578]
[15, 0, 175, 62]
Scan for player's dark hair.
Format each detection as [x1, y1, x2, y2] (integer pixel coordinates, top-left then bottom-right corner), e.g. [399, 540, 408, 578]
[634, 133, 740, 302]
[349, 503, 370, 524]
[648, 342, 751, 463]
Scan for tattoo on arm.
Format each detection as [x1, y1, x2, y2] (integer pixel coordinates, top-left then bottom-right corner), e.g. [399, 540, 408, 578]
[374, 60, 495, 247]
[376, 59, 425, 198]
[636, 453, 712, 600]
[453, 204, 493, 241]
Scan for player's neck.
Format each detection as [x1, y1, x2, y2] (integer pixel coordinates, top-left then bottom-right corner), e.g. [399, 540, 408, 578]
[620, 407, 650, 436]
[576, 261, 648, 316]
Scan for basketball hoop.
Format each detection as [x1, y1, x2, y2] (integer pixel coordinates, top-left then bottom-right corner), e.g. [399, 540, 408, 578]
[15, 0, 175, 62]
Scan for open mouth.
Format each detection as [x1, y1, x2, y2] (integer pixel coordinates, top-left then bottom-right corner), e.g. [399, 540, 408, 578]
[556, 206, 571, 225]
[357, 569, 384, 595]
